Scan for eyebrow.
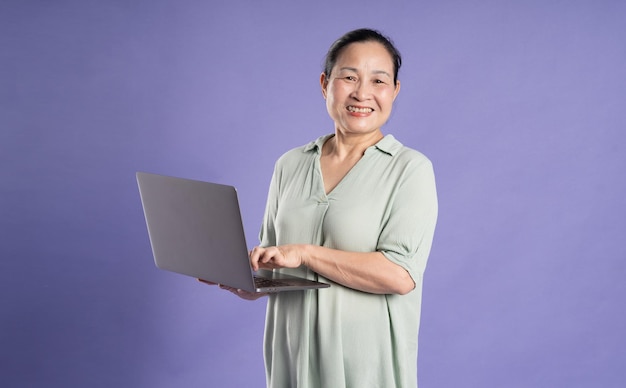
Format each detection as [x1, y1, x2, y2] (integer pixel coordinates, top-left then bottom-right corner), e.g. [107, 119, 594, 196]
[338, 67, 392, 78]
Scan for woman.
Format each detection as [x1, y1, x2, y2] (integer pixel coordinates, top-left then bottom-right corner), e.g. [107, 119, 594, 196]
[214, 28, 437, 387]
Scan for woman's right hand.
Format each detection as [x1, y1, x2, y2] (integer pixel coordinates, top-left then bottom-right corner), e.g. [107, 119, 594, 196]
[197, 279, 268, 301]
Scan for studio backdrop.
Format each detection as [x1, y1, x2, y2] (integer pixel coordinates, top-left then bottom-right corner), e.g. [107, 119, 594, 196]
[1, 1, 625, 387]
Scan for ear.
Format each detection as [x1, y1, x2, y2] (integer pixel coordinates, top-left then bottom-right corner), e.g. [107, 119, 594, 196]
[393, 80, 401, 101]
[320, 73, 328, 99]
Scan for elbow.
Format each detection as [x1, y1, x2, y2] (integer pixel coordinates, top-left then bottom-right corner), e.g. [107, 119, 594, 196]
[394, 282, 414, 295]
[390, 269, 415, 295]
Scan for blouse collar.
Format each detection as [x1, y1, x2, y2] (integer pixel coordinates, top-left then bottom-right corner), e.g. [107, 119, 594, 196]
[303, 134, 403, 156]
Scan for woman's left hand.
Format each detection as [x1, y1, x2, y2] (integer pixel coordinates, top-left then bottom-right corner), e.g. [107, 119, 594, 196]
[249, 245, 306, 271]
[197, 279, 268, 300]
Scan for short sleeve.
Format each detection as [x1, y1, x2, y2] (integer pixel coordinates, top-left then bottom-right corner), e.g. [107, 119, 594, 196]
[377, 156, 438, 284]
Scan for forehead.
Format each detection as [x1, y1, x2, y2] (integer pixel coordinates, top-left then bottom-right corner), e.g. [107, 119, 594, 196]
[334, 41, 394, 72]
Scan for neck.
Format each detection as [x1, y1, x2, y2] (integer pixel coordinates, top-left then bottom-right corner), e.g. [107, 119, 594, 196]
[325, 130, 384, 159]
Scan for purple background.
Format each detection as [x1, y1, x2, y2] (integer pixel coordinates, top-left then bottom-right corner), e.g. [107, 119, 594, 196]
[2, 1, 625, 387]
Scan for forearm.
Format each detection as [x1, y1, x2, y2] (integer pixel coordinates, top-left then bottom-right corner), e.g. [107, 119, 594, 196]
[300, 244, 415, 295]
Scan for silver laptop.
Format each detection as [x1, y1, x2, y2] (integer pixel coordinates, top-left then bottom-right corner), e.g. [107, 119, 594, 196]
[136, 172, 329, 293]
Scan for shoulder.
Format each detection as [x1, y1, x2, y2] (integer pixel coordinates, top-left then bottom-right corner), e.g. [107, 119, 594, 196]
[275, 134, 331, 167]
[378, 134, 434, 171]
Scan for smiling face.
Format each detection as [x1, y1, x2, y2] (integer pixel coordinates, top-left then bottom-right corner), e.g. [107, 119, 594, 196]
[321, 41, 400, 139]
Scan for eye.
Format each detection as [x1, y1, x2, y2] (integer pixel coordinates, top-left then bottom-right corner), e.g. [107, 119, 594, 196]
[345, 76, 357, 81]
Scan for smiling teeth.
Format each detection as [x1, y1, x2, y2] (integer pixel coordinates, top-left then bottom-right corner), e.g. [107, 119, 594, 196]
[347, 106, 373, 113]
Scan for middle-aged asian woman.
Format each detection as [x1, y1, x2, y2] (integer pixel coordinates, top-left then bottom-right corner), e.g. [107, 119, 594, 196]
[205, 28, 438, 388]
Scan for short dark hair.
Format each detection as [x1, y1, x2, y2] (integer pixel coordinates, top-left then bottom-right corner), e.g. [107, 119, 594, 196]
[323, 28, 402, 84]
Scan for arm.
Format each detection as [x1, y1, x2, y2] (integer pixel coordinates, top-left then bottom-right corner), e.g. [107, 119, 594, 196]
[250, 244, 415, 295]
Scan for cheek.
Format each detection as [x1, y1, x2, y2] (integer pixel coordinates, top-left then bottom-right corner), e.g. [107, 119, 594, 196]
[329, 81, 352, 99]
[325, 94, 341, 118]
[378, 90, 396, 108]
[324, 91, 335, 108]
[327, 88, 346, 110]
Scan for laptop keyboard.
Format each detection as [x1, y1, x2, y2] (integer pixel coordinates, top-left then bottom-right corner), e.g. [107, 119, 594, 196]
[253, 276, 291, 288]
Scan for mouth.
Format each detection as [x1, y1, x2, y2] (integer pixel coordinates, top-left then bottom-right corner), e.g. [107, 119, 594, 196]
[347, 106, 373, 113]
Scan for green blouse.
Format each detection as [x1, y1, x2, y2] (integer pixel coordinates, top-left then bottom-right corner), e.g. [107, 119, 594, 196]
[259, 134, 438, 388]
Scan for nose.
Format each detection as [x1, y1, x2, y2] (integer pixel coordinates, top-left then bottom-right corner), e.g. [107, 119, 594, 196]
[351, 80, 371, 101]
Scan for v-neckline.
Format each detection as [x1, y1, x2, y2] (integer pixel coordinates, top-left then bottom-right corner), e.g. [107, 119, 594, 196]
[318, 149, 368, 197]
[313, 133, 386, 196]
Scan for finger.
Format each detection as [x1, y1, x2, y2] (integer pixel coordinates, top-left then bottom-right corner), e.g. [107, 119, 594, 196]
[261, 247, 280, 263]
[250, 253, 259, 271]
[249, 246, 263, 271]
[261, 251, 272, 263]
[222, 285, 261, 300]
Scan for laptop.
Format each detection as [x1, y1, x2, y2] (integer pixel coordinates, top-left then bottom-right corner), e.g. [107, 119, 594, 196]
[136, 172, 330, 293]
